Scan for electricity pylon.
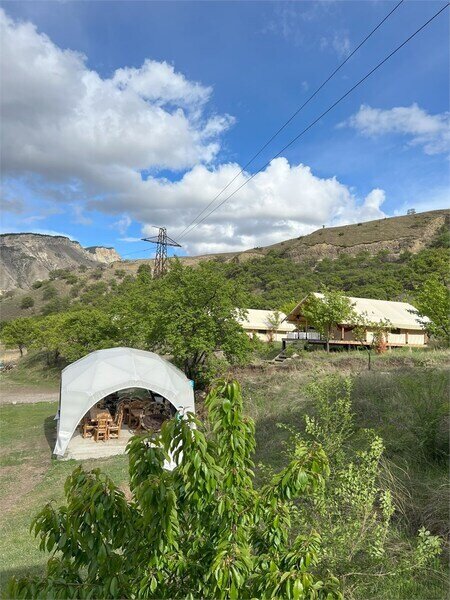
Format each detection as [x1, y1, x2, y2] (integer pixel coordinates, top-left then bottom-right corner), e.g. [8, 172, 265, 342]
[142, 227, 181, 278]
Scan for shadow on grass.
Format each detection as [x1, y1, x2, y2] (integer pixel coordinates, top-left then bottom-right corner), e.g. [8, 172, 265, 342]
[253, 406, 307, 475]
[44, 415, 56, 453]
[0, 564, 45, 596]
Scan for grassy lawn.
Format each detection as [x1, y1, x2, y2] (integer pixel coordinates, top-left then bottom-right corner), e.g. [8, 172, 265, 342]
[0, 402, 129, 591]
[0, 352, 60, 394]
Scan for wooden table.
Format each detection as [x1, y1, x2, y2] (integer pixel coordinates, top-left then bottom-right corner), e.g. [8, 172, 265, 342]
[89, 407, 113, 423]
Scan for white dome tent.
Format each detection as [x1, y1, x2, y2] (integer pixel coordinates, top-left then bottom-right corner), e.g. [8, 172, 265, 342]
[54, 347, 195, 458]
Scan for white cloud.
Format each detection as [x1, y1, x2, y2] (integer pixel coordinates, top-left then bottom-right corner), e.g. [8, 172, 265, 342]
[85, 157, 386, 254]
[0, 9, 388, 256]
[0, 8, 233, 182]
[342, 104, 450, 155]
[112, 215, 132, 235]
[119, 237, 143, 243]
[331, 33, 350, 58]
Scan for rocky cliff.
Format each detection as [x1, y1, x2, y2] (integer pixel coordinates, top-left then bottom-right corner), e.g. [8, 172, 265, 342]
[0, 234, 121, 291]
[85, 246, 121, 264]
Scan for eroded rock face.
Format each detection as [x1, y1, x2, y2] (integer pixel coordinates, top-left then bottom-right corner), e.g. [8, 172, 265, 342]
[85, 246, 121, 264]
[0, 234, 121, 291]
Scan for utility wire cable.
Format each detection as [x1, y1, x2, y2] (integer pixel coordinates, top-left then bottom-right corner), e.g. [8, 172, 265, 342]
[177, 0, 404, 240]
[180, 2, 449, 242]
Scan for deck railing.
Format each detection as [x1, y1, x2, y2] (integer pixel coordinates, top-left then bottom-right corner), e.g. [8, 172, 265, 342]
[285, 331, 322, 341]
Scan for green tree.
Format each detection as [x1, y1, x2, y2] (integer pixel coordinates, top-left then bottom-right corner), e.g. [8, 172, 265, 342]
[0, 317, 36, 356]
[302, 291, 355, 352]
[58, 308, 120, 362]
[8, 380, 341, 599]
[33, 314, 65, 366]
[20, 295, 34, 310]
[142, 260, 252, 382]
[414, 277, 450, 345]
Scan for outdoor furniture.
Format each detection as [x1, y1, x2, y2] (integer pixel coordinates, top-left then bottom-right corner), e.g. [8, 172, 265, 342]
[94, 417, 109, 442]
[128, 400, 145, 430]
[89, 407, 112, 421]
[108, 404, 124, 438]
[80, 417, 95, 438]
[141, 412, 166, 432]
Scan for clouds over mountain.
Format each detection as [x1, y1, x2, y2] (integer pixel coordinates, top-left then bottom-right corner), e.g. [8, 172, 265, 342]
[1, 8, 387, 254]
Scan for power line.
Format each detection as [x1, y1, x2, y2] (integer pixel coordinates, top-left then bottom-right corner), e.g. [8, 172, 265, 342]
[177, 0, 404, 240]
[180, 2, 449, 242]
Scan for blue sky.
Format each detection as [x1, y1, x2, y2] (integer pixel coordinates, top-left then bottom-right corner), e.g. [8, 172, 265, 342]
[1, 1, 448, 258]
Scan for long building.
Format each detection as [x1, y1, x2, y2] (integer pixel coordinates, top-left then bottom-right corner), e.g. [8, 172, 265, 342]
[285, 293, 428, 348]
[239, 309, 296, 342]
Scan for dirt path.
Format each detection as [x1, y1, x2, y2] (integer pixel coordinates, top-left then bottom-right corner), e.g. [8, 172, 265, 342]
[0, 388, 59, 405]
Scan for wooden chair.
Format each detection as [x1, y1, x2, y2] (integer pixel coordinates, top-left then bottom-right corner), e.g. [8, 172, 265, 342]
[128, 399, 145, 430]
[81, 417, 95, 438]
[109, 404, 124, 439]
[94, 417, 109, 442]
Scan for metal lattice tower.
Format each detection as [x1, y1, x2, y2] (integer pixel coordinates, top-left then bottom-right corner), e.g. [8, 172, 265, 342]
[142, 227, 181, 278]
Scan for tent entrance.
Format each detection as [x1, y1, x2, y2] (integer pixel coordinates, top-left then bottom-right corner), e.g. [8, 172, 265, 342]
[65, 387, 177, 461]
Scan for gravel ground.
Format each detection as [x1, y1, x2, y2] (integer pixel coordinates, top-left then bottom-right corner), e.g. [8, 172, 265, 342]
[0, 389, 59, 405]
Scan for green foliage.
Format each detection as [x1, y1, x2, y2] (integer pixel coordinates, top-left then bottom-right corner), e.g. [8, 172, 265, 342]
[108, 260, 253, 383]
[49, 268, 71, 281]
[41, 296, 71, 316]
[31, 308, 120, 365]
[64, 273, 78, 285]
[137, 263, 152, 282]
[414, 276, 450, 345]
[42, 285, 58, 301]
[150, 261, 253, 380]
[0, 317, 36, 356]
[283, 376, 443, 597]
[8, 380, 341, 599]
[302, 291, 355, 352]
[114, 269, 126, 278]
[20, 296, 34, 310]
[31, 280, 43, 289]
[90, 268, 104, 280]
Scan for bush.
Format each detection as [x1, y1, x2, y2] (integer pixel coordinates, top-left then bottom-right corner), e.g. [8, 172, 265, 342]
[64, 273, 78, 285]
[41, 297, 70, 316]
[20, 296, 34, 309]
[90, 268, 103, 280]
[31, 280, 43, 289]
[114, 269, 126, 278]
[49, 268, 71, 280]
[42, 285, 58, 301]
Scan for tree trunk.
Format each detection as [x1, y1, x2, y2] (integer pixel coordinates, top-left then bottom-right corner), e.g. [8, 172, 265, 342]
[326, 339, 330, 353]
[368, 350, 372, 371]
[19, 346, 24, 357]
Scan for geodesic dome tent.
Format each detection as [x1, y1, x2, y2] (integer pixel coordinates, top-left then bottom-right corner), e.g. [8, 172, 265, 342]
[54, 347, 195, 457]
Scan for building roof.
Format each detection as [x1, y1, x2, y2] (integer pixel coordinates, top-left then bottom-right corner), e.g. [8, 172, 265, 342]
[239, 309, 296, 332]
[287, 293, 427, 331]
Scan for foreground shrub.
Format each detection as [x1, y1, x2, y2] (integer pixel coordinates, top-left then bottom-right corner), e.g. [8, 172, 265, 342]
[282, 376, 443, 598]
[8, 381, 341, 599]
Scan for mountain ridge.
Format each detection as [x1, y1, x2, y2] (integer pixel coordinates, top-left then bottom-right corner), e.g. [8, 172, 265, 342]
[0, 233, 121, 291]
